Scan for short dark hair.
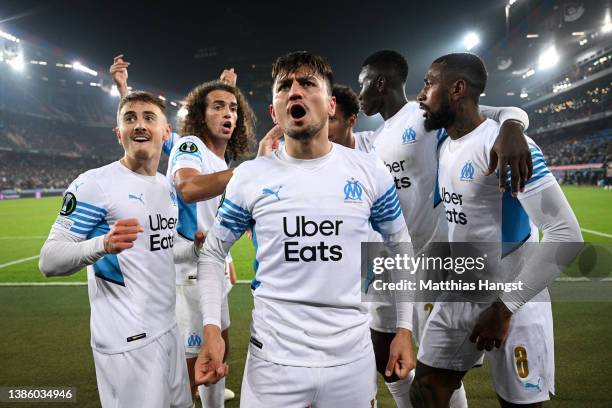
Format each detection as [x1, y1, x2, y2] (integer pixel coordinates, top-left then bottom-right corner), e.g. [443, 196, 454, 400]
[432, 53, 488, 100]
[271, 51, 334, 94]
[332, 84, 359, 118]
[362, 50, 409, 82]
[118, 91, 166, 117]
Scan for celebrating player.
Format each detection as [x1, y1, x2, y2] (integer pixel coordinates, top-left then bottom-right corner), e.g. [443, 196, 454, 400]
[357, 49, 532, 408]
[411, 52, 583, 407]
[39, 92, 202, 407]
[195, 51, 415, 407]
[110, 55, 256, 407]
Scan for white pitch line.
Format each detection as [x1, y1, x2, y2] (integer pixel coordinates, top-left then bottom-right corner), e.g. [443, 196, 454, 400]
[0, 236, 47, 240]
[580, 228, 612, 239]
[0, 255, 39, 269]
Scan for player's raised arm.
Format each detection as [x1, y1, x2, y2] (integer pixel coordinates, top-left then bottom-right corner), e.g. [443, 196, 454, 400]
[109, 54, 130, 98]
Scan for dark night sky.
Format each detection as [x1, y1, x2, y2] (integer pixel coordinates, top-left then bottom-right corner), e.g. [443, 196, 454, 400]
[1, 0, 509, 98]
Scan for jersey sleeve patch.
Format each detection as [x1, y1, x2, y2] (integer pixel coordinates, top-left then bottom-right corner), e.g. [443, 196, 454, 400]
[54, 186, 107, 238]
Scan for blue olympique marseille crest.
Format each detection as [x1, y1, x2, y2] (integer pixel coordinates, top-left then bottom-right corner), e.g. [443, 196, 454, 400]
[169, 190, 177, 207]
[344, 178, 363, 201]
[187, 332, 202, 347]
[460, 161, 475, 181]
[402, 127, 417, 144]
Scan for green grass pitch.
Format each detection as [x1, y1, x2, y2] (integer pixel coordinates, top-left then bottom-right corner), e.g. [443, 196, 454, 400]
[0, 186, 611, 407]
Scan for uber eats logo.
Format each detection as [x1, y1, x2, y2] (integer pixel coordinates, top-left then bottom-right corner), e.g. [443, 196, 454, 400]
[179, 141, 198, 153]
[60, 192, 77, 216]
[282, 216, 343, 262]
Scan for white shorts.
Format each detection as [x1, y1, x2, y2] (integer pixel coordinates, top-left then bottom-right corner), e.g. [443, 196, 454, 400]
[417, 291, 555, 404]
[240, 351, 377, 407]
[92, 325, 192, 408]
[176, 284, 230, 358]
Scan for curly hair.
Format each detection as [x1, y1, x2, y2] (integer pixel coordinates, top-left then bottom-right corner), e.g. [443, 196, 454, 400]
[179, 81, 256, 161]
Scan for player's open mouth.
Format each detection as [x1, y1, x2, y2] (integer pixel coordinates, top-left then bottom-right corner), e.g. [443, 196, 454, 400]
[222, 121, 233, 134]
[133, 134, 150, 142]
[289, 104, 307, 120]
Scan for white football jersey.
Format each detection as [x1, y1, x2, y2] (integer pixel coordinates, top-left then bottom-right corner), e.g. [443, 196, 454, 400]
[372, 102, 448, 252]
[52, 161, 179, 354]
[353, 130, 377, 153]
[166, 135, 228, 284]
[212, 143, 406, 366]
[437, 119, 556, 289]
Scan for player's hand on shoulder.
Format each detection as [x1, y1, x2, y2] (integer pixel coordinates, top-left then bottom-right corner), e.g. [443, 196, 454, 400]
[485, 120, 532, 196]
[109, 54, 130, 95]
[257, 125, 283, 157]
[103, 218, 143, 254]
[386, 328, 416, 379]
[469, 301, 513, 351]
[220, 68, 237, 86]
[195, 325, 229, 385]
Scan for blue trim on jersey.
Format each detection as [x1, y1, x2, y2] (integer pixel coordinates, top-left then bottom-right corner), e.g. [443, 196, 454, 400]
[218, 205, 251, 225]
[434, 130, 447, 207]
[504, 147, 551, 188]
[74, 207, 105, 220]
[86, 221, 125, 286]
[220, 220, 249, 234]
[69, 226, 89, 235]
[78, 201, 107, 215]
[372, 185, 396, 209]
[371, 195, 401, 216]
[177, 193, 197, 241]
[67, 213, 98, 224]
[501, 191, 531, 258]
[371, 199, 402, 220]
[222, 199, 251, 218]
[250, 223, 260, 291]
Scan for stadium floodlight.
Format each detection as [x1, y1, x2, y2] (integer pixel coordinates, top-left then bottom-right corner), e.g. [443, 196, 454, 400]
[0, 29, 20, 43]
[538, 46, 559, 70]
[110, 85, 120, 97]
[158, 95, 166, 101]
[508, 0, 518, 5]
[480, 92, 486, 97]
[520, 92, 528, 98]
[170, 101, 177, 107]
[73, 61, 98, 76]
[522, 68, 536, 78]
[603, 10, 612, 33]
[572, 32, 585, 36]
[526, 33, 539, 38]
[177, 107, 188, 118]
[464, 32, 480, 51]
[7, 54, 24, 71]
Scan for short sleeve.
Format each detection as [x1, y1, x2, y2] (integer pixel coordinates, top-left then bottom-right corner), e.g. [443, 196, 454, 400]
[507, 139, 556, 198]
[169, 136, 205, 176]
[369, 160, 406, 237]
[212, 167, 254, 243]
[51, 176, 108, 240]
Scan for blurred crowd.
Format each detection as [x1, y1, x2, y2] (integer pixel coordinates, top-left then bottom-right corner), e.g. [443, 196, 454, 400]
[530, 81, 612, 131]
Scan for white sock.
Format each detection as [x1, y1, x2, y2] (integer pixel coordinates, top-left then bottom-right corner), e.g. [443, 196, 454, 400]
[449, 382, 468, 408]
[198, 377, 225, 408]
[385, 369, 415, 408]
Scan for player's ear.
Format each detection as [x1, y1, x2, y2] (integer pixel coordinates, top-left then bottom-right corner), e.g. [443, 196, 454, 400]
[376, 75, 386, 92]
[348, 113, 357, 128]
[269, 104, 277, 124]
[451, 79, 468, 101]
[163, 123, 171, 142]
[328, 95, 336, 117]
[114, 126, 122, 146]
